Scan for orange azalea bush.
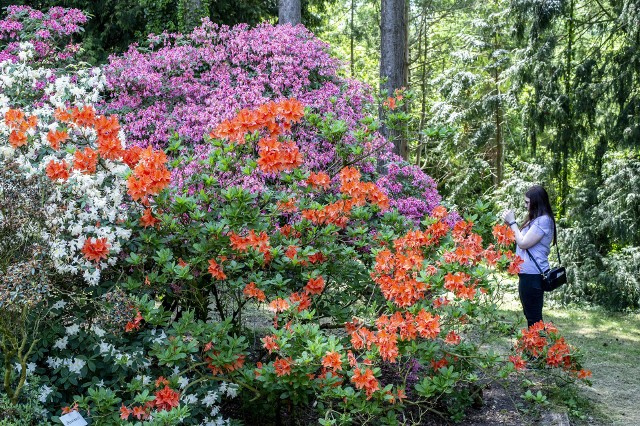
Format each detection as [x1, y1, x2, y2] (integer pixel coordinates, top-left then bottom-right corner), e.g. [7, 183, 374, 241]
[114, 98, 592, 424]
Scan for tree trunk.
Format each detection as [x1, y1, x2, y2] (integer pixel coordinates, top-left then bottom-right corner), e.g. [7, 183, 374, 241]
[380, 0, 408, 159]
[279, 0, 302, 25]
[180, 0, 208, 32]
[494, 32, 504, 185]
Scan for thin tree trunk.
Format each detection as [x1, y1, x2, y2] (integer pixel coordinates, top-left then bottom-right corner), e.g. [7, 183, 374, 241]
[279, 0, 302, 25]
[180, 0, 207, 32]
[350, 0, 355, 77]
[560, 0, 575, 216]
[494, 32, 504, 185]
[380, 0, 409, 159]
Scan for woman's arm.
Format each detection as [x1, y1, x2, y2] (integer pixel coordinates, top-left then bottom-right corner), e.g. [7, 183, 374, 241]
[501, 210, 544, 249]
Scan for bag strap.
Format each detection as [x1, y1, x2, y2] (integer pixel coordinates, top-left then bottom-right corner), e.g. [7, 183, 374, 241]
[525, 249, 546, 276]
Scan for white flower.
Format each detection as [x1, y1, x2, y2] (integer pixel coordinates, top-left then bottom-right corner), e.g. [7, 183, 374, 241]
[51, 300, 67, 310]
[53, 336, 68, 350]
[225, 384, 238, 398]
[67, 358, 86, 375]
[181, 394, 198, 405]
[65, 324, 80, 336]
[177, 376, 189, 389]
[201, 391, 219, 407]
[91, 326, 106, 337]
[38, 385, 53, 403]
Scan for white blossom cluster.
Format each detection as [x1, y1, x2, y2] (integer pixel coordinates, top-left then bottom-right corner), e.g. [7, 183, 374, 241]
[0, 43, 134, 286]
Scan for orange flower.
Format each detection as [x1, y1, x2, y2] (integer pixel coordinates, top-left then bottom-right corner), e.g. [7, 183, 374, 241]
[308, 252, 326, 264]
[493, 223, 515, 246]
[376, 329, 399, 363]
[274, 357, 293, 377]
[46, 129, 69, 150]
[207, 258, 227, 280]
[383, 97, 397, 110]
[307, 171, 331, 189]
[322, 351, 343, 371]
[509, 355, 526, 371]
[140, 208, 159, 228]
[120, 405, 131, 420]
[430, 205, 448, 219]
[268, 298, 290, 313]
[97, 135, 123, 160]
[304, 276, 325, 295]
[577, 369, 592, 379]
[285, 245, 298, 259]
[507, 255, 524, 275]
[276, 98, 305, 122]
[351, 367, 379, 399]
[81, 237, 110, 263]
[261, 335, 280, 353]
[289, 291, 311, 312]
[54, 107, 72, 122]
[4, 108, 24, 127]
[415, 310, 441, 339]
[94, 115, 120, 139]
[73, 147, 98, 174]
[243, 282, 266, 302]
[132, 406, 148, 420]
[444, 330, 461, 345]
[8, 130, 28, 148]
[71, 105, 96, 127]
[154, 385, 180, 411]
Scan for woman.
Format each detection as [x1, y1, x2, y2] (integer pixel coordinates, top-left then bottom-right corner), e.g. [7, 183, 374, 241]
[502, 185, 556, 328]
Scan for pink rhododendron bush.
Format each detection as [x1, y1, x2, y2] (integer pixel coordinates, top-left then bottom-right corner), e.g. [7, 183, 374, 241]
[0, 6, 590, 426]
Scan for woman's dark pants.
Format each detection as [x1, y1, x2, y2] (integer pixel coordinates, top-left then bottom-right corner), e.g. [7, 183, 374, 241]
[518, 273, 544, 328]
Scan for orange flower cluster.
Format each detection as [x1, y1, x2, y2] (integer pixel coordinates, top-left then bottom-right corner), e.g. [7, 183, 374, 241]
[274, 357, 293, 377]
[493, 223, 515, 246]
[207, 258, 227, 280]
[509, 354, 527, 371]
[514, 321, 591, 379]
[443, 272, 478, 300]
[257, 136, 303, 174]
[72, 147, 98, 174]
[371, 220, 450, 307]
[339, 166, 390, 211]
[243, 282, 266, 301]
[120, 404, 150, 421]
[126, 146, 171, 201]
[307, 171, 331, 189]
[47, 129, 68, 150]
[139, 208, 159, 228]
[211, 98, 305, 143]
[442, 220, 486, 266]
[81, 237, 110, 263]
[349, 309, 441, 364]
[262, 335, 280, 353]
[322, 351, 343, 371]
[351, 367, 379, 399]
[45, 159, 70, 181]
[4, 108, 37, 148]
[504, 251, 524, 274]
[289, 291, 311, 312]
[305, 276, 325, 295]
[229, 230, 272, 262]
[268, 298, 290, 313]
[125, 310, 143, 332]
[153, 385, 180, 411]
[301, 167, 389, 228]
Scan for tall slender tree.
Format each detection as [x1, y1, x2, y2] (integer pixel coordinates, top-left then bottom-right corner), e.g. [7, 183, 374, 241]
[279, 0, 302, 24]
[380, 0, 408, 158]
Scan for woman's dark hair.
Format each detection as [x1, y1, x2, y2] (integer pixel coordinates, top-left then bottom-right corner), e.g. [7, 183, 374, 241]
[523, 185, 556, 244]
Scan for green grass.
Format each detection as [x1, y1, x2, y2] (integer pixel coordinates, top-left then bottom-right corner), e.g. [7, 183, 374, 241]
[496, 283, 640, 426]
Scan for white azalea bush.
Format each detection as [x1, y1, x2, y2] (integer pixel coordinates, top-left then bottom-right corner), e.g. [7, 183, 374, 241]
[0, 42, 162, 285]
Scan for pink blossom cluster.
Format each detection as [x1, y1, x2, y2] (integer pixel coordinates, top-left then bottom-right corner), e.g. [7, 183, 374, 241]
[0, 5, 86, 64]
[103, 20, 444, 222]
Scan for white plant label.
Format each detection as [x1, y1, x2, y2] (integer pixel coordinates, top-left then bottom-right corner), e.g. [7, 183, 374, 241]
[60, 411, 88, 426]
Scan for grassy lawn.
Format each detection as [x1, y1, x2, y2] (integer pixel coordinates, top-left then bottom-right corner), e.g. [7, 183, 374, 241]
[496, 283, 640, 426]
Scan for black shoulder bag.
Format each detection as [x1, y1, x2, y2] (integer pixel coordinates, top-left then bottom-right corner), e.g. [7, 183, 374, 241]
[525, 245, 567, 292]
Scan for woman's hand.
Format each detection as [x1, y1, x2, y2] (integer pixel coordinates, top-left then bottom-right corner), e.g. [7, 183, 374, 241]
[502, 209, 515, 224]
